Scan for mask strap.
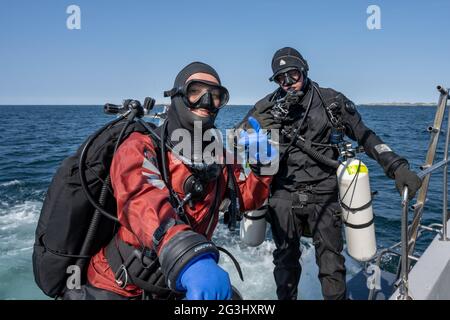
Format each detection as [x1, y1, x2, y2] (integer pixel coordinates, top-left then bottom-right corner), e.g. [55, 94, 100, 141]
[164, 88, 178, 98]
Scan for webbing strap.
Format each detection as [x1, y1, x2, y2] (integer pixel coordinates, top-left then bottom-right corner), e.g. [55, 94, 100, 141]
[343, 216, 375, 229]
[340, 198, 373, 212]
[105, 236, 178, 298]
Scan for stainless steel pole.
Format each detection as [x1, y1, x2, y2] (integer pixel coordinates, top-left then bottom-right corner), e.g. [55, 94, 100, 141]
[441, 89, 450, 241]
[398, 187, 412, 300]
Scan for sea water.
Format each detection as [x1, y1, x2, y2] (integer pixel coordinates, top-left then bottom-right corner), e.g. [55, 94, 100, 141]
[0, 105, 445, 299]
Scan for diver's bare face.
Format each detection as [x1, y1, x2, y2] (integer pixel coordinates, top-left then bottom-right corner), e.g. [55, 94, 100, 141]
[185, 73, 220, 117]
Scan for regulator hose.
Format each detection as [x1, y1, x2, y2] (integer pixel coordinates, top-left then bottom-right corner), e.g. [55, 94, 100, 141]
[76, 115, 132, 282]
[291, 136, 340, 169]
[78, 116, 126, 223]
[281, 84, 341, 170]
[77, 108, 143, 272]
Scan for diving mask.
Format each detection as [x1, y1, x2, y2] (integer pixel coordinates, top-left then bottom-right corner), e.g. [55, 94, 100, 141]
[165, 80, 230, 111]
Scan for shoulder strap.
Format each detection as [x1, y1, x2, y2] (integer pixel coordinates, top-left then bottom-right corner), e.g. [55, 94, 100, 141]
[313, 85, 343, 129]
[104, 235, 178, 298]
[140, 120, 190, 225]
[224, 164, 241, 231]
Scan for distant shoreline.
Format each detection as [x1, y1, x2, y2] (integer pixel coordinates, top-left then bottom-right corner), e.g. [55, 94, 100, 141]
[0, 103, 438, 107]
[359, 103, 436, 107]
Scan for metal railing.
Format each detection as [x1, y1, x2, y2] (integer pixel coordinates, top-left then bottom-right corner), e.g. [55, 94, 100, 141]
[395, 85, 450, 300]
[366, 86, 450, 300]
[366, 223, 441, 300]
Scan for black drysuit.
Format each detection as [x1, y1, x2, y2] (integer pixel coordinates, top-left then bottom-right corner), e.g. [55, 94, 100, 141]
[240, 81, 407, 300]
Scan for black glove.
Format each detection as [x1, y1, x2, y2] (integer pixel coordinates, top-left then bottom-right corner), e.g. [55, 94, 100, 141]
[394, 165, 422, 200]
[248, 100, 282, 130]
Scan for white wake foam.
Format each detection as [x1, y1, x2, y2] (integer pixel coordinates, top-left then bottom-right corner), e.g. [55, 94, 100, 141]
[0, 201, 40, 232]
[0, 200, 41, 263]
[0, 200, 361, 299]
[0, 180, 22, 187]
[213, 222, 324, 300]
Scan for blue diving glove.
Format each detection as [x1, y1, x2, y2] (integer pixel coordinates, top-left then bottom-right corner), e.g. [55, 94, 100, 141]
[237, 116, 279, 165]
[176, 253, 232, 300]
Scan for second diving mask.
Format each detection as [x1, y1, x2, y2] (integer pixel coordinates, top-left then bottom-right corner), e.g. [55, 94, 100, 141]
[273, 68, 302, 87]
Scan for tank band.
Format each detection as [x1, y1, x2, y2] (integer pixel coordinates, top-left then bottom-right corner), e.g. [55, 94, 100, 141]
[343, 216, 375, 229]
[243, 212, 267, 221]
[340, 199, 373, 212]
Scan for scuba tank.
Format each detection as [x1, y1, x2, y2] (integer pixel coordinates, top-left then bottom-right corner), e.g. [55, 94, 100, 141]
[232, 143, 268, 247]
[315, 87, 377, 262]
[337, 154, 377, 262]
[239, 200, 268, 247]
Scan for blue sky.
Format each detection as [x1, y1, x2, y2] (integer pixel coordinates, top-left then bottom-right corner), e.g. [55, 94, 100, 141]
[1, 0, 449, 105]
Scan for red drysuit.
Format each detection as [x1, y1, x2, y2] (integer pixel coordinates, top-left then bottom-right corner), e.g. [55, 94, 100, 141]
[87, 132, 271, 296]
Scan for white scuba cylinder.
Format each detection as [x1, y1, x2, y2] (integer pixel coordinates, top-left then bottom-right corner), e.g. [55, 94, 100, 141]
[337, 158, 377, 262]
[240, 200, 268, 247]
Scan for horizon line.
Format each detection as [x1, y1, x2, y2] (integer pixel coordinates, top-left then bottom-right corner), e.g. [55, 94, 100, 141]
[0, 102, 438, 107]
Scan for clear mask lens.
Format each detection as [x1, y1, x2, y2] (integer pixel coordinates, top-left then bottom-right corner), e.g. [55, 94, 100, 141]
[185, 81, 229, 109]
[275, 69, 301, 86]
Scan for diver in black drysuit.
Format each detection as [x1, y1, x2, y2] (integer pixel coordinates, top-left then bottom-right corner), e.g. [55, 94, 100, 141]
[237, 47, 422, 300]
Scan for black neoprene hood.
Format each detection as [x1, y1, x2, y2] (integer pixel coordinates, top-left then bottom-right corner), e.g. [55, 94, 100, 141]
[173, 62, 222, 88]
[166, 62, 223, 132]
[270, 47, 309, 81]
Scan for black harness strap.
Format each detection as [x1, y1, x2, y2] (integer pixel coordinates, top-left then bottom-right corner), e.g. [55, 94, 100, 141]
[204, 175, 223, 235]
[243, 211, 267, 221]
[313, 84, 343, 129]
[343, 216, 375, 229]
[152, 218, 185, 252]
[340, 198, 373, 212]
[224, 164, 241, 231]
[105, 236, 182, 299]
